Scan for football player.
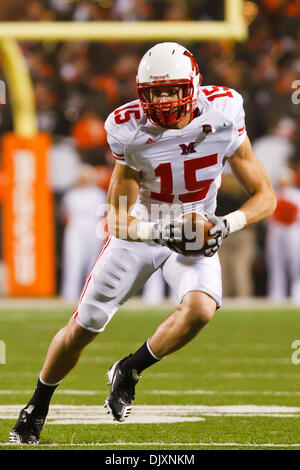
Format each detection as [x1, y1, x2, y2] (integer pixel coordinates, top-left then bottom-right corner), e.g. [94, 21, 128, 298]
[10, 42, 276, 444]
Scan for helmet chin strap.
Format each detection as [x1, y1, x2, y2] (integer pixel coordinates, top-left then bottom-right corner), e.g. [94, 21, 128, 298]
[137, 78, 197, 128]
[149, 103, 188, 127]
[160, 101, 190, 127]
[161, 105, 199, 128]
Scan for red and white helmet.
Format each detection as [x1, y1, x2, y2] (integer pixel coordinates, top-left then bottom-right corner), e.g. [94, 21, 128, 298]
[137, 42, 202, 127]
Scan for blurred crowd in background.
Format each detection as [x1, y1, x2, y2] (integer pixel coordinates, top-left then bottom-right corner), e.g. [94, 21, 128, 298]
[0, 0, 300, 303]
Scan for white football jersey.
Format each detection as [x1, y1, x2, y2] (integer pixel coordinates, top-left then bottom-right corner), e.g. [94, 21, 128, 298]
[105, 86, 247, 222]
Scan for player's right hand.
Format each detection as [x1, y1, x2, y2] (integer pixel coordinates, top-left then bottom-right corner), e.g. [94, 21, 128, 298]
[152, 216, 182, 250]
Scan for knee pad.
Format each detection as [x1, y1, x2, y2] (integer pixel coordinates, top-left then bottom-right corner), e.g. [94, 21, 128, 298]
[77, 300, 110, 332]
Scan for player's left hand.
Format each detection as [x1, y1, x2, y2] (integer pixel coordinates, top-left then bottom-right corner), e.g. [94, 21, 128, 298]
[203, 214, 230, 257]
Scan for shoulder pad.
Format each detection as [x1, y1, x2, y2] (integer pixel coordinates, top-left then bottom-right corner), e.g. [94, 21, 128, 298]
[104, 99, 145, 145]
[199, 86, 243, 118]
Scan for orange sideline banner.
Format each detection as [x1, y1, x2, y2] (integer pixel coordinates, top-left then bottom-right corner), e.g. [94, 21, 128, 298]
[2, 133, 55, 295]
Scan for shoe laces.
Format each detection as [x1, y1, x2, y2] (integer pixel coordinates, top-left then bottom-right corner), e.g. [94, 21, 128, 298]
[116, 367, 140, 401]
[18, 409, 45, 437]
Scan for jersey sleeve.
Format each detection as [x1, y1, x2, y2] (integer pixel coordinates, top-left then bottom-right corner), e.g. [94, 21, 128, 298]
[105, 130, 127, 165]
[105, 111, 127, 165]
[224, 90, 247, 157]
[104, 101, 142, 171]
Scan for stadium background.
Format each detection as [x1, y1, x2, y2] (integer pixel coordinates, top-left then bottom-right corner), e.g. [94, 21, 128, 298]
[0, 0, 299, 302]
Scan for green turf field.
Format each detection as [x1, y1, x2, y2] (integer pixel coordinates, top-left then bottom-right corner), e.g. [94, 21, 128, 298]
[0, 304, 299, 450]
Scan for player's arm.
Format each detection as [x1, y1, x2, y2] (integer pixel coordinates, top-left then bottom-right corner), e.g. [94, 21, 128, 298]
[228, 135, 277, 225]
[204, 136, 277, 256]
[107, 162, 182, 245]
[106, 162, 141, 241]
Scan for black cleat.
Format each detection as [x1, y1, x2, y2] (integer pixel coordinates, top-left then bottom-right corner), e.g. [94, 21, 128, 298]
[104, 358, 140, 422]
[9, 405, 46, 445]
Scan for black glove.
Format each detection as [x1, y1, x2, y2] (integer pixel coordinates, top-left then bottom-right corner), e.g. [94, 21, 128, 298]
[203, 214, 230, 257]
[152, 216, 183, 252]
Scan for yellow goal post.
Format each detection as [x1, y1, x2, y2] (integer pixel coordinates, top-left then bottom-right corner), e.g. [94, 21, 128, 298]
[0, 0, 246, 43]
[0, 0, 247, 137]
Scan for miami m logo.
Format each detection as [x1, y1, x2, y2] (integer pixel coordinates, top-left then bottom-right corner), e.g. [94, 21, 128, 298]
[179, 142, 196, 155]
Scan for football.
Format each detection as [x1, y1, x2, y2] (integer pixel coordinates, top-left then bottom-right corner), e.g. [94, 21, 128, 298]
[173, 212, 214, 256]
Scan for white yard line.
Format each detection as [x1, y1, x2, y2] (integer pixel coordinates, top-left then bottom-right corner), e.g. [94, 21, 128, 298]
[148, 390, 300, 396]
[0, 371, 298, 380]
[0, 405, 299, 424]
[185, 358, 291, 364]
[0, 389, 299, 396]
[1, 442, 300, 448]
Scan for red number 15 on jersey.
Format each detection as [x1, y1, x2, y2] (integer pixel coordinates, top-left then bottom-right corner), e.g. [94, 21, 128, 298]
[151, 154, 218, 203]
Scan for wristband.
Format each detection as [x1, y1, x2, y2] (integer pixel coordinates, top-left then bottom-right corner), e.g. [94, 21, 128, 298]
[137, 220, 156, 241]
[226, 210, 247, 234]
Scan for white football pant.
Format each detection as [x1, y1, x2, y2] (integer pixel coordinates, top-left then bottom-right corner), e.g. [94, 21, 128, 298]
[73, 235, 222, 333]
